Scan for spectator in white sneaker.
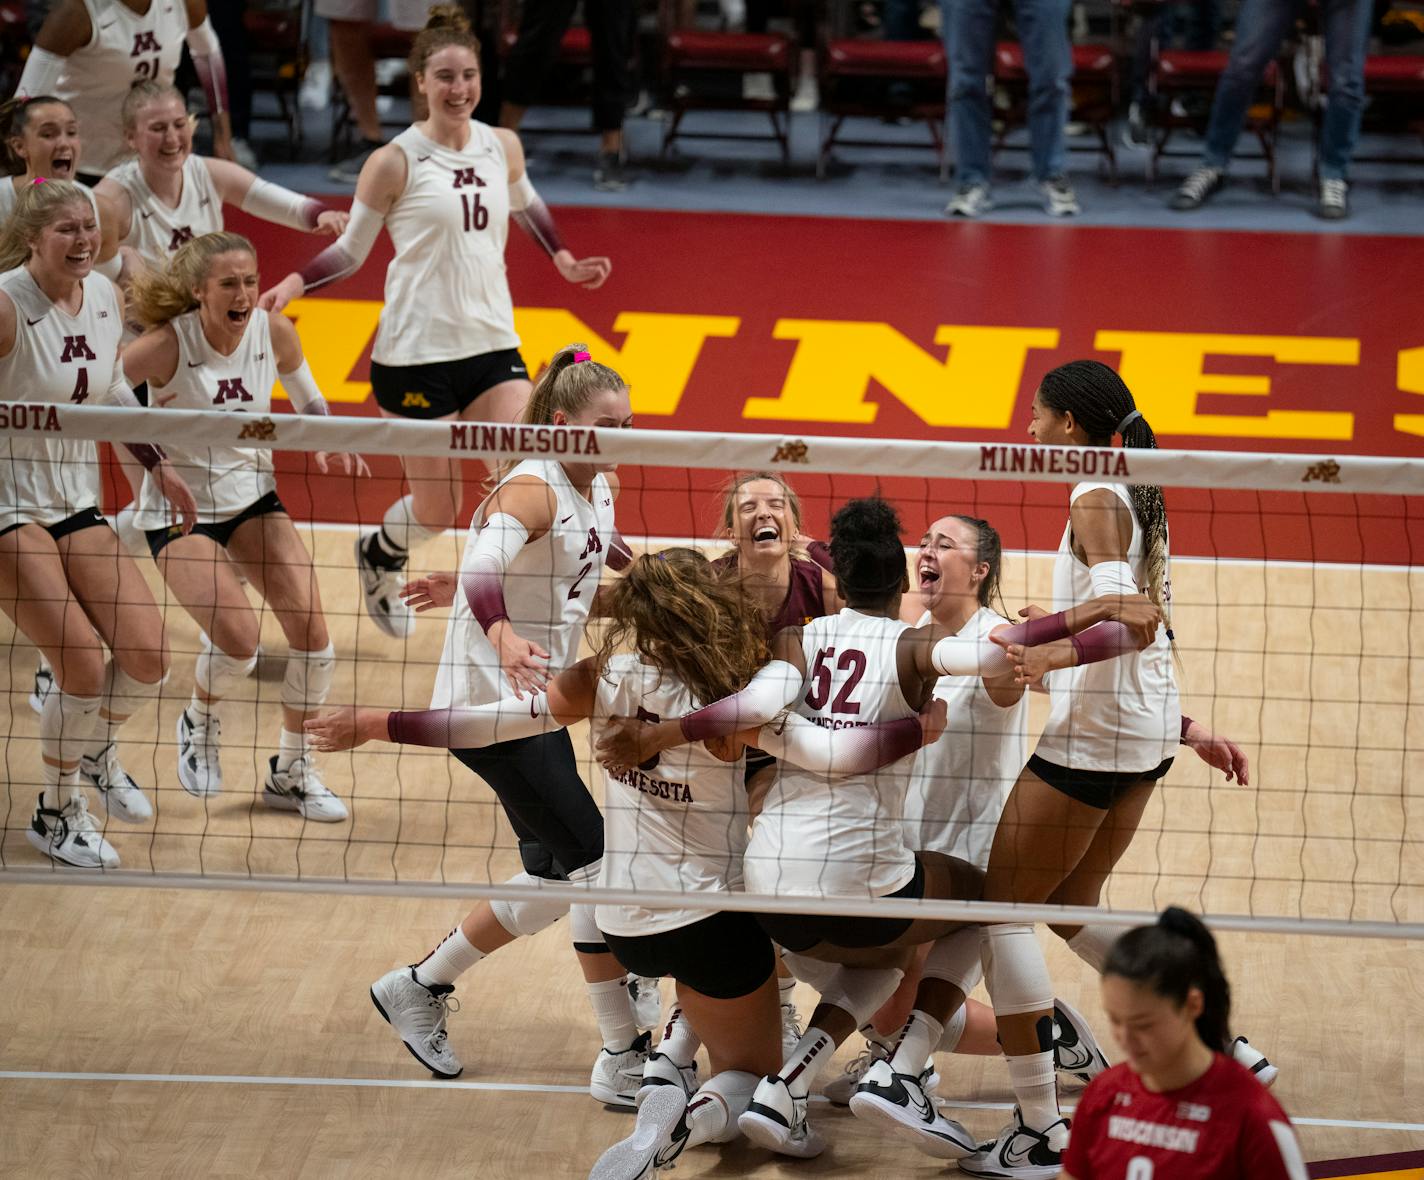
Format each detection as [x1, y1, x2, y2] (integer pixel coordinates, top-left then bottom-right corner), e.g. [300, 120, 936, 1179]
[943, 0, 1080, 218]
[1169, 0, 1372, 219]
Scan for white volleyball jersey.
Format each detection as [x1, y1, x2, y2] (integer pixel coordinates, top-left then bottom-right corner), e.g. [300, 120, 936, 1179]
[432, 459, 615, 708]
[1034, 482, 1181, 772]
[108, 155, 224, 266]
[902, 607, 1028, 870]
[56, 0, 190, 174]
[133, 309, 278, 529]
[0, 268, 121, 530]
[593, 655, 749, 938]
[372, 122, 519, 367]
[745, 609, 919, 898]
[0, 178, 101, 224]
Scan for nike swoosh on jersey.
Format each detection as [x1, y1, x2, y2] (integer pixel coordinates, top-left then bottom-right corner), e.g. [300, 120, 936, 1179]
[417, 154, 432, 162]
[26, 316, 44, 326]
[560, 514, 574, 524]
[187, 361, 203, 367]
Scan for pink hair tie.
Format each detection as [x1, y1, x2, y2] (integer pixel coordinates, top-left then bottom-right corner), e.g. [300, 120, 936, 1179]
[573, 350, 591, 363]
[31, 177, 45, 185]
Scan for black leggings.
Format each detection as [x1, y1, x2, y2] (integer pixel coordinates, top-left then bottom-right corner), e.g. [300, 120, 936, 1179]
[452, 729, 603, 880]
[501, 0, 635, 131]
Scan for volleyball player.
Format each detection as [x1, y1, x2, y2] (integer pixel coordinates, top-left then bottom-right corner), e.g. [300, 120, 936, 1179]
[120, 231, 364, 821]
[0, 96, 120, 272]
[0, 179, 195, 867]
[307, 346, 653, 1105]
[1060, 908, 1307, 1180]
[955, 361, 1261, 1180]
[259, 6, 613, 641]
[596, 496, 1162, 1158]
[308, 548, 946, 1177]
[16, 0, 233, 180]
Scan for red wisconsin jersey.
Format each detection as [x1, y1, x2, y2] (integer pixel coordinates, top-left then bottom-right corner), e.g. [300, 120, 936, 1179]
[1062, 1055, 1308, 1180]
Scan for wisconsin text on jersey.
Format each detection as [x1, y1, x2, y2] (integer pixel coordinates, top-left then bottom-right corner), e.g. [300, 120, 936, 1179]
[448, 422, 603, 456]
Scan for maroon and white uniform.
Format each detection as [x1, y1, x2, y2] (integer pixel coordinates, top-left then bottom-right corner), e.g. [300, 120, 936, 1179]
[432, 458, 615, 708]
[1062, 1056, 1307, 1180]
[713, 551, 826, 638]
[0, 267, 123, 532]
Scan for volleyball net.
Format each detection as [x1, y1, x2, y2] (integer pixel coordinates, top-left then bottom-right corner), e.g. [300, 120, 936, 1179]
[1, 404, 1420, 940]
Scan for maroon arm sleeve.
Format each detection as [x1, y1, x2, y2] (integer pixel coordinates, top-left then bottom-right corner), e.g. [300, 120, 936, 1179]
[461, 564, 510, 632]
[995, 611, 1073, 647]
[1069, 621, 1138, 665]
[607, 529, 633, 572]
[511, 198, 568, 259]
[123, 442, 165, 471]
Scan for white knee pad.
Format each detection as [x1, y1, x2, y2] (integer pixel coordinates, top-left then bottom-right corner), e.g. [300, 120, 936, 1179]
[818, 965, 905, 1028]
[381, 494, 444, 552]
[569, 902, 606, 948]
[780, 951, 839, 994]
[1066, 925, 1119, 974]
[281, 642, 335, 712]
[688, 1070, 760, 1147]
[981, 924, 1054, 1017]
[489, 871, 570, 938]
[103, 660, 165, 718]
[196, 634, 258, 701]
[40, 689, 100, 764]
[923, 925, 985, 995]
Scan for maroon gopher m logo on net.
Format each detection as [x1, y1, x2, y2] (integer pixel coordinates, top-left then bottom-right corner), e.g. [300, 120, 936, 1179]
[771, 440, 809, 464]
[238, 417, 277, 442]
[1302, 459, 1342, 484]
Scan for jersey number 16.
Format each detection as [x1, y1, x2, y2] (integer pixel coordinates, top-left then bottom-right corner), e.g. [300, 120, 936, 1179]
[461, 193, 488, 232]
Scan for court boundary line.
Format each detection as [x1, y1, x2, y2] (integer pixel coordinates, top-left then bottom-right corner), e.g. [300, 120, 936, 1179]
[1, 1070, 1420, 1133]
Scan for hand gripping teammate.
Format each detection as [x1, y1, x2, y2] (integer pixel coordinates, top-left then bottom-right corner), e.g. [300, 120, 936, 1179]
[596, 496, 1162, 1159]
[1060, 908, 1307, 1180]
[0, 96, 122, 278]
[0, 179, 196, 867]
[306, 347, 651, 1106]
[309, 548, 945, 1178]
[259, 6, 613, 641]
[121, 231, 367, 822]
[953, 361, 1262, 1180]
[16, 0, 234, 179]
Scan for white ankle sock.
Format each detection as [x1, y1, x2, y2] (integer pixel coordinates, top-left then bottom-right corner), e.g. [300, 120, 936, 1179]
[657, 1007, 701, 1067]
[188, 692, 216, 724]
[1006, 1050, 1060, 1130]
[40, 689, 100, 810]
[1067, 926, 1119, 973]
[890, 1010, 943, 1075]
[939, 1005, 968, 1053]
[779, 974, 796, 1004]
[414, 926, 483, 987]
[276, 728, 307, 773]
[587, 976, 640, 1050]
[686, 1070, 759, 1147]
[779, 1026, 835, 1099]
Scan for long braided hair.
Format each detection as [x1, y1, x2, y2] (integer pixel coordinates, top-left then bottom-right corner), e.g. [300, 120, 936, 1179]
[1038, 360, 1171, 623]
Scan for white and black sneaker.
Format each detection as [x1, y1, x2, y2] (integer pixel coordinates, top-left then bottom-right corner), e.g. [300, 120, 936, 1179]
[355, 533, 414, 639]
[262, 755, 349, 822]
[369, 966, 463, 1078]
[1054, 997, 1110, 1085]
[849, 1058, 976, 1159]
[738, 1075, 826, 1158]
[177, 707, 223, 797]
[1316, 177, 1349, 220]
[28, 662, 53, 715]
[958, 1108, 1069, 1179]
[592, 1031, 652, 1108]
[588, 1085, 690, 1180]
[27, 793, 120, 869]
[946, 182, 993, 218]
[640, 1051, 699, 1101]
[1040, 175, 1081, 217]
[780, 996, 804, 1060]
[630, 976, 663, 1031]
[823, 1040, 889, 1105]
[1230, 1035, 1279, 1087]
[1170, 166, 1224, 210]
[80, 743, 153, 823]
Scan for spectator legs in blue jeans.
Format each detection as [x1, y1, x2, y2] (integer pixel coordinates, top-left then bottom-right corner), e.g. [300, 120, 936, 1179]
[1202, 0, 1370, 180]
[945, 0, 1072, 186]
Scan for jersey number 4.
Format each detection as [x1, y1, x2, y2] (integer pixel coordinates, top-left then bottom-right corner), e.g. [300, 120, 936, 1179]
[804, 646, 867, 715]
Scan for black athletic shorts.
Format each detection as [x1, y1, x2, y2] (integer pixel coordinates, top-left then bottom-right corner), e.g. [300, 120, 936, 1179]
[755, 856, 926, 954]
[744, 746, 776, 787]
[370, 348, 530, 419]
[603, 912, 776, 1000]
[0, 506, 109, 542]
[1028, 753, 1175, 810]
[145, 490, 287, 558]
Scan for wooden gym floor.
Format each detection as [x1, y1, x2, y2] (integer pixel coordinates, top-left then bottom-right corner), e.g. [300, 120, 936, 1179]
[1, 524, 1421, 1177]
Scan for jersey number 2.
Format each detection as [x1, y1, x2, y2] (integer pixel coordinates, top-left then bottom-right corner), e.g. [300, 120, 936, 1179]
[804, 647, 867, 714]
[567, 562, 593, 601]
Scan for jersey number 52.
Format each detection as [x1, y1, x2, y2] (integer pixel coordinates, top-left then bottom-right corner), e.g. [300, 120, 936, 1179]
[804, 646, 867, 715]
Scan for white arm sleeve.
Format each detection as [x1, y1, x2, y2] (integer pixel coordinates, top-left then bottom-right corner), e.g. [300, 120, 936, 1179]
[679, 659, 803, 739]
[241, 176, 323, 233]
[931, 634, 1014, 678]
[1089, 561, 1139, 597]
[185, 15, 221, 54]
[277, 359, 328, 415]
[508, 174, 536, 212]
[17, 47, 66, 97]
[388, 690, 565, 748]
[756, 712, 920, 778]
[466, 513, 530, 574]
[296, 198, 384, 292]
[93, 252, 122, 280]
